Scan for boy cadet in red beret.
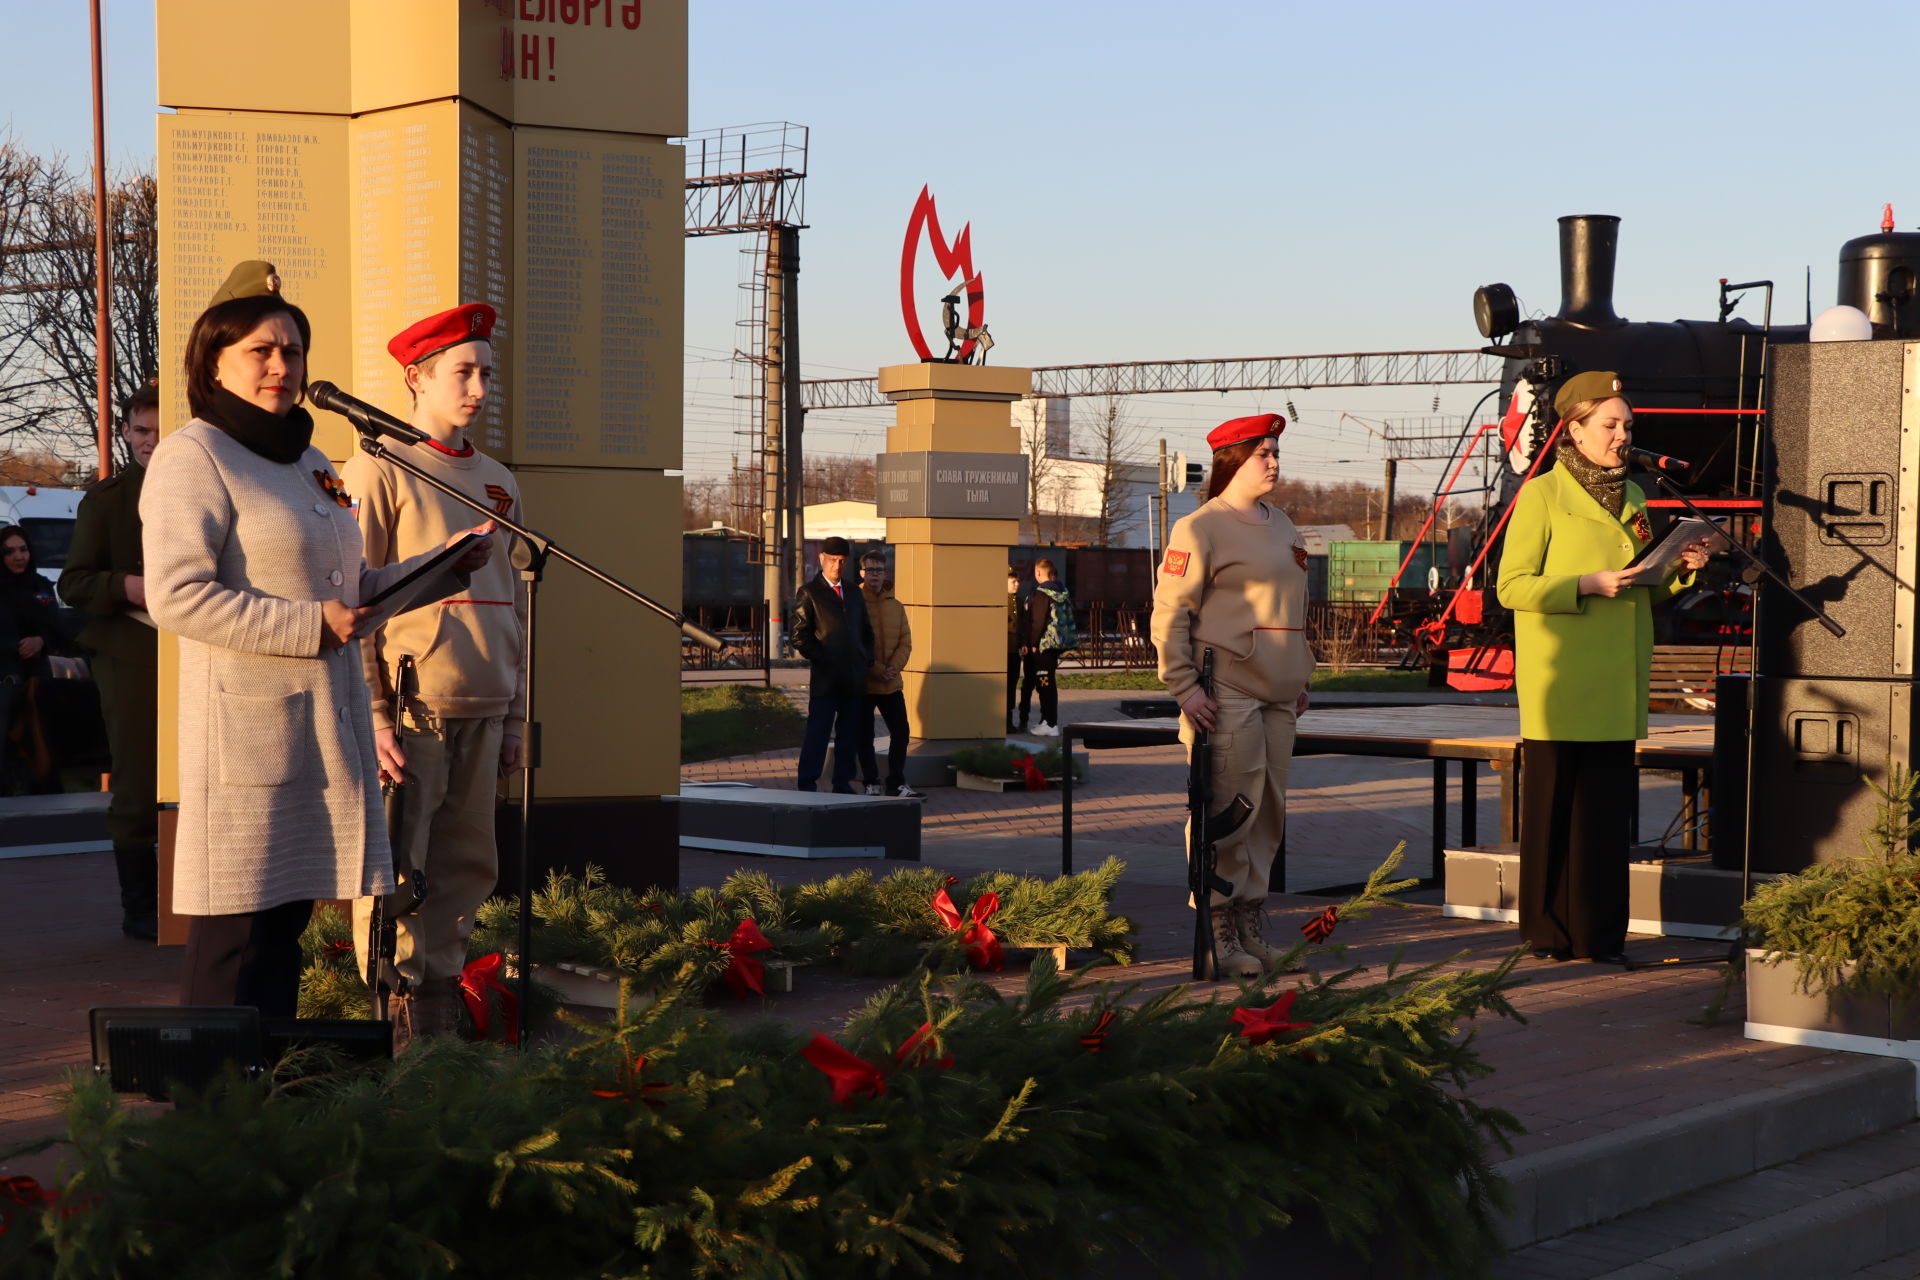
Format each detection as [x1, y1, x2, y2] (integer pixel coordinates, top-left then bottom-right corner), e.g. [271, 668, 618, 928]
[346, 302, 526, 1045]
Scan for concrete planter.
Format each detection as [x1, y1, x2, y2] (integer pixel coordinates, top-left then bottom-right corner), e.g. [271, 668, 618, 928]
[1743, 949, 1920, 1060]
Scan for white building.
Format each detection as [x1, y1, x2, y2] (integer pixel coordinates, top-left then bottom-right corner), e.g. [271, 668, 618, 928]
[1011, 397, 1199, 548]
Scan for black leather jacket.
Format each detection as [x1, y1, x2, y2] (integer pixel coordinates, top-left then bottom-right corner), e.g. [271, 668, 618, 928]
[791, 573, 873, 696]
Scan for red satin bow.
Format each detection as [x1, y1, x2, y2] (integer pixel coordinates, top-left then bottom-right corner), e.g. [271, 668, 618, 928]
[459, 952, 521, 1045]
[932, 886, 1005, 972]
[321, 937, 353, 961]
[0, 1176, 45, 1235]
[591, 1052, 671, 1106]
[1078, 1008, 1118, 1053]
[1230, 990, 1315, 1046]
[1016, 752, 1048, 791]
[800, 1032, 887, 1104]
[896, 1020, 954, 1069]
[709, 918, 774, 998]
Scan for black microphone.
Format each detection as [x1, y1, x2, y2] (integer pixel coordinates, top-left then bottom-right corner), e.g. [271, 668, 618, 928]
[308, 381, 429, 447]
[1626, 446, 1691, 473]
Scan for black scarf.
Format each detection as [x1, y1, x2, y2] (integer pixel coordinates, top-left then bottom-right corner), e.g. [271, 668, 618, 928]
[198, 386, 314, 464]
[1556, 440, 1627, 519]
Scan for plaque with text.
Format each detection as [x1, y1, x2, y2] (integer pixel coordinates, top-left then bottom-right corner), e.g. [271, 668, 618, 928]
[876, 451, 1029, 519]
[511, 128, 682, 468]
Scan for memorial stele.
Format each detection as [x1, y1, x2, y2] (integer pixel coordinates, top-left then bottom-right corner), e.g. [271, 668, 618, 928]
[153, 0, 688, 929]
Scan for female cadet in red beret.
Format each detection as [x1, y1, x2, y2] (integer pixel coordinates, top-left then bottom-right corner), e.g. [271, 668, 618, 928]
[1150, 414, 1314, 978]
[1497, 372, 1711, 965]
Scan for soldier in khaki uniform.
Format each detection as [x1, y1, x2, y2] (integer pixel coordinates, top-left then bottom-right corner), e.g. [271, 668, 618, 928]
[60, 383, 162, 940]
[1150, 413, 1313, 978]
[348, 302, 526, 1042]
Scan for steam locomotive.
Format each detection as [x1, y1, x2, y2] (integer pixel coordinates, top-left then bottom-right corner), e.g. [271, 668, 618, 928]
[1410, 211, 1920, 660]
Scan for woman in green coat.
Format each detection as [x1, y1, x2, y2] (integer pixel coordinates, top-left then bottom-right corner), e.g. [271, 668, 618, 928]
[1496, 371, 1710, 964]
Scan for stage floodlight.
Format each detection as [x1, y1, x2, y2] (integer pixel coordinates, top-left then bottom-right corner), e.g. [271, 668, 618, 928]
[89, 1006, 263, 1101]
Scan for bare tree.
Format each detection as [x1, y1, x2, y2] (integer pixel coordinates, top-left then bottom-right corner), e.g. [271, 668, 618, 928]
[1081, 395, 1140, 546]
[682, 474, 734, 531]
[0, 137, 159, 477]
[1016, 402, 1056, 545]
[802, 453, 874, 505]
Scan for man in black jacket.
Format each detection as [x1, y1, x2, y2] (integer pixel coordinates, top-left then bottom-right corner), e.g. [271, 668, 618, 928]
[791, 536, 874, 792]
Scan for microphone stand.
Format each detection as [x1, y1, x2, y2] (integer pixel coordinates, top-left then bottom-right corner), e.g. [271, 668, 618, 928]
[345, 424, 726, 1047]
[1641, 470, 1842, 973]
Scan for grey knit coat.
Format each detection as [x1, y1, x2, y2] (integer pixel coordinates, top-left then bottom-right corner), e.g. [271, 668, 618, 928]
[142, 421, 461, 916]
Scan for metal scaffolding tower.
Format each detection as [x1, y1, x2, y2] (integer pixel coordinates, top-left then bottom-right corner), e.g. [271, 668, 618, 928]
[683, 122, 807, 657]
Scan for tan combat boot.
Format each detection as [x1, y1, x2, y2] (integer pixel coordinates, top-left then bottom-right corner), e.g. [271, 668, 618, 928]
[1231, 899, 1277, 965]
[411, 978, 464, 1040]
[1209, 905, 1261, 980]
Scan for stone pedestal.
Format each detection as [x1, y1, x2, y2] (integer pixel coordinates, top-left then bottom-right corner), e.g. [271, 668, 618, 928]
[879, 363, 1030, 779]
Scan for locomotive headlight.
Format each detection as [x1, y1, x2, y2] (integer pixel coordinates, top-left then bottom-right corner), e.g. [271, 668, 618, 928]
[1474, 283, 1519, 339]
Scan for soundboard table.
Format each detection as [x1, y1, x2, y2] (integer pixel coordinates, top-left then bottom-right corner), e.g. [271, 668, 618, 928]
[1060, 707, 1714, 884]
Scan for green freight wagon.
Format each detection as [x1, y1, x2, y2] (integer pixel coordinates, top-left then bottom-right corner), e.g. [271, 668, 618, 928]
[1328, 540, 1436, 604]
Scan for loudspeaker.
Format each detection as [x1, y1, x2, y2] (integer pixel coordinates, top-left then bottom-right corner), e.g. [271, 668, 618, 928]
[1746, 675, 1918, 873]
[1759, 340, 1920, 679]
[1709, 673, 1748, 871]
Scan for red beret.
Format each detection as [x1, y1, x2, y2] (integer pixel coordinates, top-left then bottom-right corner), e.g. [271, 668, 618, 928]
[1206, 413, 1286, 453]
[388, 303, 497, 369]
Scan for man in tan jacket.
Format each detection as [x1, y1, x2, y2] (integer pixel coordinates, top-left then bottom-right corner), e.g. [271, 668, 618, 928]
[856, 548, 921, 797]
[347, 302, 527, 1041]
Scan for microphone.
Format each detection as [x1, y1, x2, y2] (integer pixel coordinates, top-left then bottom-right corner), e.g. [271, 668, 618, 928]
[308, 381, 429, 447]
[1626, 446, 1691, 473]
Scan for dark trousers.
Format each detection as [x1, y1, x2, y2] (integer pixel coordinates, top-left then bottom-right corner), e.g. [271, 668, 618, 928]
[797, 691, 862, 792]
[93, 650, 158, 848]
[1006, 653, 1021, 728]
[1518, 739, 1635, 958]
[180, 899, 314, 1019]
[1020, 649, 1060, 728]
[857, 690, 910, 792]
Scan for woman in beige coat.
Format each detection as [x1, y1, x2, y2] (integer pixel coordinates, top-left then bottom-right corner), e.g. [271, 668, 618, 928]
[1151, 413, 1314, 979]
[143, 261, 493, 1018]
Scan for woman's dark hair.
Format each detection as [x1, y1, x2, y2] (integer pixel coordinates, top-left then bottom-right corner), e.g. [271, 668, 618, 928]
[0, 524, 37, 576]
[184, 294, 313, 418]
[1207, 439, 1263, 499]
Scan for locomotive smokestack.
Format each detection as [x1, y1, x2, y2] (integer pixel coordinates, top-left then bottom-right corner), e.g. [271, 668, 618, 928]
[1556, 214, 1625, 330]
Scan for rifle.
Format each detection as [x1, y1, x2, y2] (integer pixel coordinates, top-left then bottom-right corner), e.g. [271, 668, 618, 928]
[1188, 648, 1254, 980]
[369, 654, 428, 1022]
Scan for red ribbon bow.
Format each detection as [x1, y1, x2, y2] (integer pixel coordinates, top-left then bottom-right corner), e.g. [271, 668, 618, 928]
[321, 937, 353, 961]
[1016, 752, 1048, 791]
[1301, 906, 1339, 944]
[1230, 990, 1315, 1046]
[0, 1176, 45, 1235]
[1078, 1008, 1117, 1053]
[931, 886, 1005, 971]
[708, 918, 774, 998]
[459, 952, 521, 1045]
[896, 1020, 954, 1070]
[800, 1032, 887, 1104]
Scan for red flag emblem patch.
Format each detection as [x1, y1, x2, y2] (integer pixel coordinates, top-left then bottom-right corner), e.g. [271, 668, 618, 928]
[485, 484, 514, 517]
[1164, 549, 1189, 577]
[1632, 512, 1651, 543]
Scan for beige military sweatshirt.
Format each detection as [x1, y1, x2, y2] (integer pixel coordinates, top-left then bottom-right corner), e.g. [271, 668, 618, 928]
[343, 440, 527, 733]
[1150, 496, 1314, 706]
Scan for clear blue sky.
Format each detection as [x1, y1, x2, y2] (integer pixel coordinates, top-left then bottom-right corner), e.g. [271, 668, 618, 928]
[8, 1, 1917, 491]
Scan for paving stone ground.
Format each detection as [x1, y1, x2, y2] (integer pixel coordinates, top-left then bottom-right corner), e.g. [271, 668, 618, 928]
[0, 685, 1862, 1275]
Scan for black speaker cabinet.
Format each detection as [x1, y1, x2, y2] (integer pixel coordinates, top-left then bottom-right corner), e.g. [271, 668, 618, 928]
[1746, 676, 1920, 873]
[1760, 340, 1920, 679]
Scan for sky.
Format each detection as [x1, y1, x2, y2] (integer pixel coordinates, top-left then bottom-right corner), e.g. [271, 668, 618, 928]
[8, 0, 1919, 499]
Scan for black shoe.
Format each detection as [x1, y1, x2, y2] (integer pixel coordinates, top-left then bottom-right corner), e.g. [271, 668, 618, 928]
[1529, 948, 1573, 962]
[1589, 952, 1631, 967]
[122, 912, 158, 942]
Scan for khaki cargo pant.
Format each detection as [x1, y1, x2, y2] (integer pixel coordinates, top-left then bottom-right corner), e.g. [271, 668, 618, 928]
[1178, 688, 1297, 906]
[354, 714, 505, 991]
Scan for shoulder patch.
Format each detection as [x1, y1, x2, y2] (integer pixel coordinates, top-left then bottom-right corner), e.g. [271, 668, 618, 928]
[484, 483, 513, 517]
[1293, 544, 1309, 571]
[1164, 549, 1189, 577]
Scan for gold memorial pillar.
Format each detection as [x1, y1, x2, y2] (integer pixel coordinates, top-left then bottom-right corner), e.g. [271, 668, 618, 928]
[878, 363, 1031, 780]
[152, 1, 689, 928]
